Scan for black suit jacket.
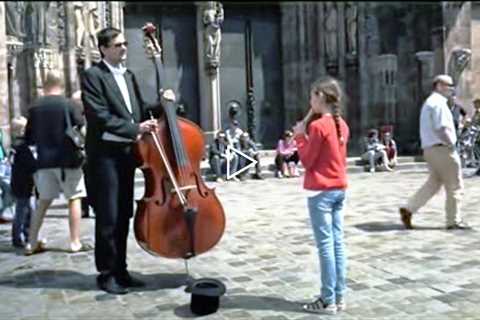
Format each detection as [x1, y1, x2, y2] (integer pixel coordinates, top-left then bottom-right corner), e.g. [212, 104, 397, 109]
[81, 61, 161, 154]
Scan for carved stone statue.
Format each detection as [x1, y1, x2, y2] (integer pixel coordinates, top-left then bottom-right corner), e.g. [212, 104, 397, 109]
[448, 48, 472, 86]
[345, 2, 358, 55]
[5, 2, 26, 38]
[86, 2, 102, 49]
[73, 2, 86, 48]
[203, 2, 224, 67]
[324, 2, 338, 64]
[25, 2, 58, 46]
[44, 2, 58, 47]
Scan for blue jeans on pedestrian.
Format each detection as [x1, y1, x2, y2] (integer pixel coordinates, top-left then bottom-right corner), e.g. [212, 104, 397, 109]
[12, 197, 33, 246]
[307, 189, 347, 305]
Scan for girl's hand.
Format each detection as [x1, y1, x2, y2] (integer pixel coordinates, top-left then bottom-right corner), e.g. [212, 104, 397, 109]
[293, 121, 306, 136]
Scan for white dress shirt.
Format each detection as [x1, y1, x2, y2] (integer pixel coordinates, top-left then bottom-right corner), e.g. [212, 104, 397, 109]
[101, 60, 135, 143]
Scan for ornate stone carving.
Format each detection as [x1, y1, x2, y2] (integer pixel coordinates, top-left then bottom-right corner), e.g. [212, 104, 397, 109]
[73, 2, 86, 48]
[45, 2, 58, 47]
[98, 2, 107, 29]
[57, 1, 66, 50]
[324, 2, 338, 65]
[6, 40, 24, 65]
[86, 2, 101, 49]
[37, 49, 55, 70]
[25, 2, 58, 47]
[105, 2, 111, 27]
[33, 48, 55, 88]
[345, 2, 358, 56]
[447, 47, 471, 85]
[5, 2, 26, 38]
[73, 1, 101, 49]
[203, 2, 223, 71]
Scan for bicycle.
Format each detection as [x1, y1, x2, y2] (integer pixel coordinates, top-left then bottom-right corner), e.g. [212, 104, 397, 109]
[457, 123, 480, 168]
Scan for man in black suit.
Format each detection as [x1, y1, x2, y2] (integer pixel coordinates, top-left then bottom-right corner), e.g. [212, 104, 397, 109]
[81, 27, 173, 294]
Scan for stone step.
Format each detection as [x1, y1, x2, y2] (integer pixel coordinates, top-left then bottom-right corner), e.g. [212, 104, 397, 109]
[256, 150, 425, 164]
[198, 155, 426, 171]
[135, 159, 428, 182]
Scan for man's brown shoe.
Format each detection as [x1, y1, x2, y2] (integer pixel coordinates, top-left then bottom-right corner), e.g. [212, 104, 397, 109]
[399, 207, 413, 229]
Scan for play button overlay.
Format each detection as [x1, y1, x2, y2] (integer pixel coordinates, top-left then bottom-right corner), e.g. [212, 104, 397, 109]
[226, 145, 258, 180]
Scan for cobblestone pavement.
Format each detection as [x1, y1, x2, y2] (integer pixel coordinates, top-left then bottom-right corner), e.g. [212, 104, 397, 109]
[1, 168, 480, 319]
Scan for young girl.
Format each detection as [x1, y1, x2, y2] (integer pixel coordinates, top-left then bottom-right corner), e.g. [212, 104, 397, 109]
[293, 77, 350, 315]
[275, 130, 299, 178]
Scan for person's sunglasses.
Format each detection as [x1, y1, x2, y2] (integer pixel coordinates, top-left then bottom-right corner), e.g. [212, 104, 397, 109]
[113, 41, 128, 48]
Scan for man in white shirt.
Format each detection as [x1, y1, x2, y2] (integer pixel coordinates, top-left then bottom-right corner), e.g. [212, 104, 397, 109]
[399, 74, 470, 230]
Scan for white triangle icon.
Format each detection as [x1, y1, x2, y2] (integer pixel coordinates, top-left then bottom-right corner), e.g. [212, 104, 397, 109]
[226, 145, 258, 180]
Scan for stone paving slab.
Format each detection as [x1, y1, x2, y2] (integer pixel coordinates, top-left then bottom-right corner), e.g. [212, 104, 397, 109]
[0, 168, 480, 319]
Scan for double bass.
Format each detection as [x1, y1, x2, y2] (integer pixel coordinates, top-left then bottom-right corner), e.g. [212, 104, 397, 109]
[134, 23, 226, 259]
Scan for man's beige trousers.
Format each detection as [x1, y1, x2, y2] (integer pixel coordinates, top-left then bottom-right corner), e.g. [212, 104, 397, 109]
[406, 145, 463, 226]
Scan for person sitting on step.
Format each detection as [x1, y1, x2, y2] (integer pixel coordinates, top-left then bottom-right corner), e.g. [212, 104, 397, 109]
[237, 132, 264, 181]
[361, 129, 393, 172]
[274, 130, 300, 178]
[381, 131, 398, 168]
[208, 131, 239, 182]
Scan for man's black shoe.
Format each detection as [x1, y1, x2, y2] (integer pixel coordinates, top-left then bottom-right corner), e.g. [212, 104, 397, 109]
[116, 271, 145, 288]
[97, 275, 129, 294]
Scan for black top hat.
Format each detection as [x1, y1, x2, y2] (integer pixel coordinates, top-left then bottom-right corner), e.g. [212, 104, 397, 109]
[190, 278, 226, 315]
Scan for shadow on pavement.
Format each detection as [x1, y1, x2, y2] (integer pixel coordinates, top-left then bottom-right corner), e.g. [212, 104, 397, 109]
[174, 295, 303, 318]
[0, 269, 190, 292]
[355, 222, 445, 232]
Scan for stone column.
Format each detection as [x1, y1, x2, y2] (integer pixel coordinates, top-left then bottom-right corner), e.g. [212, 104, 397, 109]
[315, 2, 326, 77]
[431, 26, 446, 75]
[382, 55, 397, 125]
[110, 2, 123, 31]
[0, 2, 11, 148]
[415, 51, 435, 106]
[281, 4, 298, 127]
[358, 2, 369, 138]
[196, 2, 222, 144]
[324, 2, 339, 76]
[63, 2, 78, 96]
[6, 39, 24, 120]
[337, 2, 346, 80]
[297, 4, 307, 109]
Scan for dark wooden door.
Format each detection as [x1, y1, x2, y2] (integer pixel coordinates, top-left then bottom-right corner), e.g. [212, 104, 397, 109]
[220, 5, 284, 148]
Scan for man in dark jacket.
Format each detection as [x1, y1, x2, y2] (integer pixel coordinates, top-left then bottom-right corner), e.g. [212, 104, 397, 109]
[81, 27, 173, 295]
[237, 132, 263, 181]
[209, 131, 238, 182]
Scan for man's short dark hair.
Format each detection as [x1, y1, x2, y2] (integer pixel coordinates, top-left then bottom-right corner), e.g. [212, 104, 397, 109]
[97, 27, 122, 58]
